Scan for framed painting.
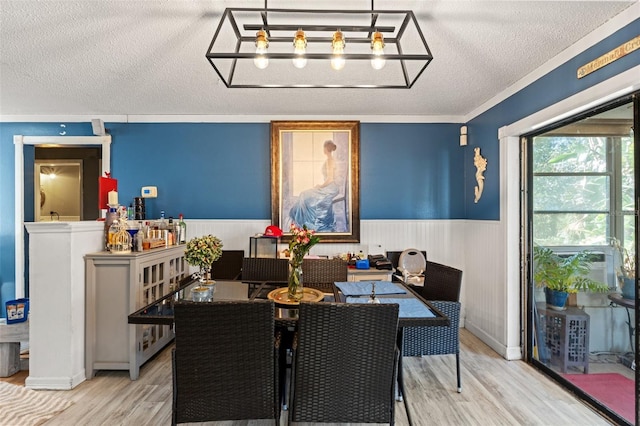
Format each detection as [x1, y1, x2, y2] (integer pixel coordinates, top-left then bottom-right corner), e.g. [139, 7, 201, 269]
[271, 120, 360, 243]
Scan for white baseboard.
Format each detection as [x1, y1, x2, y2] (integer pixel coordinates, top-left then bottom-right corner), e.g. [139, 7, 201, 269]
[465, 320, 522, 360]
[25, 371, 85, 390]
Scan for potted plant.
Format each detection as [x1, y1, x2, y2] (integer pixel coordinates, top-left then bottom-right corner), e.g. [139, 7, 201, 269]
[611, 238, 636, 300]
[533, 245, 609, 310]
[184, 234, 223, 300]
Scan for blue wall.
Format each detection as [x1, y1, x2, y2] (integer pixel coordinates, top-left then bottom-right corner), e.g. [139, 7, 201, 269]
[109, 122, 273, 219]
[107, 122, 464, 220]
[361, 123, 466, 219]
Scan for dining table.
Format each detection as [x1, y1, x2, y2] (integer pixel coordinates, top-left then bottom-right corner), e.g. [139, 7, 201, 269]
[128, 278, 449, 425]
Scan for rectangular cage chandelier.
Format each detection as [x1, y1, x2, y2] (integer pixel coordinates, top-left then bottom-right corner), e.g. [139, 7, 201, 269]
[205, 1, 434, 89]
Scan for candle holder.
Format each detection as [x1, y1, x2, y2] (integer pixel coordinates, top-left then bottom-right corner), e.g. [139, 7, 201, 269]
[368, 281, 380, 304]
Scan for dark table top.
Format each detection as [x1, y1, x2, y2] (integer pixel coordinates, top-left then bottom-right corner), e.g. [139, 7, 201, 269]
[128, 278, 449, 328]
[608, 292, 636, 309]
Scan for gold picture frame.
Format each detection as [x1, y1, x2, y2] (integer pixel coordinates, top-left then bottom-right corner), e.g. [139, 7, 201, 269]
[271, 120, 360, 243]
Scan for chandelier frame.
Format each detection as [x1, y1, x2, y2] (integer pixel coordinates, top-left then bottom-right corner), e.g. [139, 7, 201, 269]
[205, 5, 434, 89]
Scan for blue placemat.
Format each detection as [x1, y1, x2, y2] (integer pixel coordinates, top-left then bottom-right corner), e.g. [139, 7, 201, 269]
[345, 297, 436, 318]
[335, 281, 406, 296]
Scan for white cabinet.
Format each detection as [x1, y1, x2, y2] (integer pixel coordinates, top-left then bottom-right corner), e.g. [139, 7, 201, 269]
[85, 246, 186, 380]
[347, 268, 393, 282]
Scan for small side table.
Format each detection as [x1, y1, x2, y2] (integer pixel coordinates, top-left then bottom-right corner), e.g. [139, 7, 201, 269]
[607, 293, 635, 368]
[537, 305, 590, 373]
[249, 236, 280, 258]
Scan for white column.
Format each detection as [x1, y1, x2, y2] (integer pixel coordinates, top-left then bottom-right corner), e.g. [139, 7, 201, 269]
[24, 221, 103, 389]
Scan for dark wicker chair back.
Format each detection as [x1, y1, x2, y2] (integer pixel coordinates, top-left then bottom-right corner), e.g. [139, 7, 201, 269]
[172, 300, 279, 425]
[289, 302, 399, 425]
[210, 250, 244, 280]
[241, 257, 289, 297]
[241, 257, 288, 284]
[420, 260, 463, 302]
[301, 258, 348, 292]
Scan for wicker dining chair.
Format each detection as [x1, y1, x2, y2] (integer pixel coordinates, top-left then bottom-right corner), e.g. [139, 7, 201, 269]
[288, 302, 399, 425]
[172, 300, 280, 425]
[241, 257, 289, 297]
[403, 260, 463, 393]
[301, 258, 348, 293]
[209, 249, 244, 280]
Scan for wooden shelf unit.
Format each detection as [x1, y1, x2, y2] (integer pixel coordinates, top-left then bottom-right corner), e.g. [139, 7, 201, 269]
[85, 246, 186, 380]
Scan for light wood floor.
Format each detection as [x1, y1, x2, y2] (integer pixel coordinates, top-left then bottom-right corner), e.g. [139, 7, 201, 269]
[2, 329, 615, 426]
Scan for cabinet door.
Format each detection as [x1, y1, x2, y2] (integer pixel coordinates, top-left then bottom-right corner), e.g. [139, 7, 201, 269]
[138, 257, 167, 308]
[167, 252, 186, 291]
[138, 251, 186, 307]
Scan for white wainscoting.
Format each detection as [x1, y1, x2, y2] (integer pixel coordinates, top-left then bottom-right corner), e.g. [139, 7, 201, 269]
[185, 218, 515, 359]
[462, 220, 519, 360]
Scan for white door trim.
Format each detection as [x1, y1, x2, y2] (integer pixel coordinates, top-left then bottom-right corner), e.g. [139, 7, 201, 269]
[13, 135, 111, 298]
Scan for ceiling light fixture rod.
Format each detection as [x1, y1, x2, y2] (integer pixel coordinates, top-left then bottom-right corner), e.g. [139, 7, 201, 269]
[394, 15, 412, 87]
[227, 38, 242, 86]
[208, 52, 430, 61]
[232, 7, 415, 15]
[239, 36, 398, 44]
[368, 0, 379, 39]
[259, 12, 270, 37]
[402, 13, 432, 88]
[243, 24, 395, 33]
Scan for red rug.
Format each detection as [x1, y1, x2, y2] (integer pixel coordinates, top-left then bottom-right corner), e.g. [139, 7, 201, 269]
[563, 373, 635, 423]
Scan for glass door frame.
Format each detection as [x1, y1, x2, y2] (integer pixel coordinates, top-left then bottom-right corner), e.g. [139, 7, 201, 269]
[522, 93, 639, 425]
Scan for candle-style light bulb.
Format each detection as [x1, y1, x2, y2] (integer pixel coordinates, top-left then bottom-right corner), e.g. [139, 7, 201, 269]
[370, 31, 386, 70]
[292, 29, 307, 69]
[253, 29, 269, 70]
[330, 30, 345, 71]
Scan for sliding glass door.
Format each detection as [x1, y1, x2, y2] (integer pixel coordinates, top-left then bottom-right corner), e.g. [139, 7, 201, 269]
[526, 95, 638, 425]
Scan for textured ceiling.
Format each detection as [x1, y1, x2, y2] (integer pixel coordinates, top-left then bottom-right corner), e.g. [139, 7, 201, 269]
[0, 0, 636, 119]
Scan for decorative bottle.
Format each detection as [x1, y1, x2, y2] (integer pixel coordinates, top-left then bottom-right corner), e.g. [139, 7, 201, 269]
[136, 221, 144, 251]
[178, 214, 187, 244]
[104, 207, 118, 251]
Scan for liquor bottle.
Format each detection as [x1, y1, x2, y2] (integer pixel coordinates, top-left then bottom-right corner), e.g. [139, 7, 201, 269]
[178, 214, 187, 244]
[167, 217, 175, 246]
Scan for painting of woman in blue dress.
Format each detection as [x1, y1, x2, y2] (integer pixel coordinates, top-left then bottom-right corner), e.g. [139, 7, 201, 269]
[273, 121, 359, 242]
[289, 140, 340, 232]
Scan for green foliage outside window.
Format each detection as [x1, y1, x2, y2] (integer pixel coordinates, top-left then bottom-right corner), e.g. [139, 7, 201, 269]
[532, 135, 634, 250]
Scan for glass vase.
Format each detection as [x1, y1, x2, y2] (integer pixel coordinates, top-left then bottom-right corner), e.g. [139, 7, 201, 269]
[199, 267, 216, 300]
[288, 262, 304, 301]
